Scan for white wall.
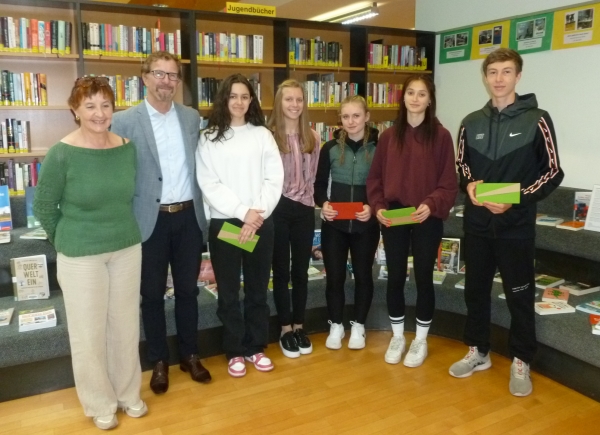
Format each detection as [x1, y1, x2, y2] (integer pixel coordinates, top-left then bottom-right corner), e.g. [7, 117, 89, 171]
[416, 0, 600, 189]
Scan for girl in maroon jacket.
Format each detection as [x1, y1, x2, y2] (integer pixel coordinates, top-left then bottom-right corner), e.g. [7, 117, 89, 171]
[366, 75, 457, 368]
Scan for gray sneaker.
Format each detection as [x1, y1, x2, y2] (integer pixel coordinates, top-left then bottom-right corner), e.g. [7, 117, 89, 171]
[449, 346, 492, 378]
[510, 357, 532, 397]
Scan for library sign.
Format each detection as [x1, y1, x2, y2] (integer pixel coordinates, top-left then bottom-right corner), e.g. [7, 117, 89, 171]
[225, 2, 276, 17]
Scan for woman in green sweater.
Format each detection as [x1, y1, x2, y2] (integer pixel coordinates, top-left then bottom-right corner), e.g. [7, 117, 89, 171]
[33, 77, 146, 430]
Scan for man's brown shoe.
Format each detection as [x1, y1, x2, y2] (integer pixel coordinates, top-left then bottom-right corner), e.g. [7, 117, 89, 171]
[180, 354, 212, 383]
[150, 360, 169, 394]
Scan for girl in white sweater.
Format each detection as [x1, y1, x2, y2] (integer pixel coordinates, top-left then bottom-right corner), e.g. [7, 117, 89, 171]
[196, 74, 284, 378]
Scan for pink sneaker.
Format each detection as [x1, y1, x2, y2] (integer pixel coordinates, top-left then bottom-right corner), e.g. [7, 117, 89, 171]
[245, 353, 274, 372]
[228, 357, 246, 377]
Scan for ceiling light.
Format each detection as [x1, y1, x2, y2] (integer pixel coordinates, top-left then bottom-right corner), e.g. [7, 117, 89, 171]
[327, 2, 379, 25]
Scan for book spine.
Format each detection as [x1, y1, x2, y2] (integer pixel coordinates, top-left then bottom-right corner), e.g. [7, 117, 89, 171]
[65, 21, 71, 55]
[57, 20, 65, 55]
[44, 21, 51, 54]
[51, 20, 57, 54]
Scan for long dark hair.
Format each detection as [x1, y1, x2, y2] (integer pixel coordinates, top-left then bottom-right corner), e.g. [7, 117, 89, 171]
[394, 74, 437, 150]
[204, 74, 265, 142]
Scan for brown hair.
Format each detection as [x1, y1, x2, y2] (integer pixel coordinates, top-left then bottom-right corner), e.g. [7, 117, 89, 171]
[393, 74, 437, 151]
[337, 95, 372, 165]
[141, 51, 182, 78]
[67, 76, 115, 110]
[267, 79, 316, 154]
[482, 48, 523, 75]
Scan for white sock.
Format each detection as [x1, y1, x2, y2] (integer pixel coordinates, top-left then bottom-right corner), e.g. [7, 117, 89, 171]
[415, 318, 431, 340]
[390, 316, 404, 337]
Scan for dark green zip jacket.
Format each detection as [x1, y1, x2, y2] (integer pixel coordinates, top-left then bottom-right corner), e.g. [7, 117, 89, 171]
[314, 127, 379, 233]
[456, 93, 564, 239]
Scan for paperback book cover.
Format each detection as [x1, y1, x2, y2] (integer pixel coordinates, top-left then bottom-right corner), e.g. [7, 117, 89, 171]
[307, 266, 325, 281]
[573, 191, 591, 221]
[576, 301, 600, 315]
[542, 287, 569, 302]
[204, 283, 218, 299]
[382, 207, 417, 226]
[534, 301, 575, 315]
[433, 270, 447, 285]
[311, 229, 323, 265]
[436, 238, 460, 274]
[455, 278, 465, 289]
[0, 307, 14, 326]
[556, 221, 585, 231]
[18, 306, 57, 332]
[217, 222, 259, 252]
[0, 185, 12, 230]
[559, 281, 600, 296]
[19, 228, 47, 240]
[535, 274, 565, 289]
[330, 202, 363, 220]
[0, 231, 10, 244]
[10, 254, 50, 301]
[476, 183, 520, 204]
[536, 216, 564, 226]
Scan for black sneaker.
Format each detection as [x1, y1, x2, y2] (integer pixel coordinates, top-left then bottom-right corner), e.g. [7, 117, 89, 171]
[280, 331, 300, 358]
[293, 329, 313, 355]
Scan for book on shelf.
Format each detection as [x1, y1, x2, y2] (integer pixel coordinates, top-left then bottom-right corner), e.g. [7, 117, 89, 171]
[20, 228, 47, 240]
[10, 254, 50, 301]
[0, 230, 10, 243]
[433, 270, 446, 285]
[0, 71, 48, 106]
[309, 122, 338, 143]
[197, 76, 222, 108]
[435, 238, 460, 274]
[584, 185, 600, 233]
[366, 82, 403, 108]
[535, 274, 565, 290]
[558, 281, 600, 296]
[541, 287, 569, 302]
[589, 314, 600, 335]
[575, 301, 600, 315]
[18, 306, 56, 332]
[534, 301, 575, 315]
[0, 17, 71, 55]
[573, 191, 592, 222]
[0, 184, 12, 230]
[289, 37, 342, 66]
[368, 120, 394, 135]
[0, 119, 31, 153]
[304, 75, 358, 107]
[556, 221, 585, 231]
[307, 266, 325, 281]
[0, 307, 14, 326]
[368, 41, 427, 70]
[198, 32, 263, 63]
[536, 216, 564, 226]
[310, 229, 323, 265]
[1, 159, 40, 196]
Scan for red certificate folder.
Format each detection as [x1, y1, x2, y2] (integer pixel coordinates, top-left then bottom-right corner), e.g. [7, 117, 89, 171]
[330, 202, 363, 220]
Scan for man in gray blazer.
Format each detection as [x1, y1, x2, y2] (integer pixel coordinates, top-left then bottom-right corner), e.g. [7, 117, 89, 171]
[111, 51, 210, 394]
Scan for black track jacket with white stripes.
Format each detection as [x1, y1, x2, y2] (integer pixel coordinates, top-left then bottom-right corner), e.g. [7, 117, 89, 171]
[456, 93, 564, 239]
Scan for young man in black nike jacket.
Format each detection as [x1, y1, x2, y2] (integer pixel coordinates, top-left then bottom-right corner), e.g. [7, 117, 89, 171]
[449, 48, 564, 397]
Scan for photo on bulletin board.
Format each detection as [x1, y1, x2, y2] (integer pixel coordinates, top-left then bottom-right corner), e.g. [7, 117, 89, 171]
[439, 28, 473, 63]
[471, 20, 511, 59]
[509, 12, 554, 54]
[552, 5, 600, 50]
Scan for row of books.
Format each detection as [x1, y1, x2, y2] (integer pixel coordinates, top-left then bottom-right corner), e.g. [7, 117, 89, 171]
[197, 74, 261, 107]
[535, 191, 592, 231]
[366, 82, 403, 108]
[1, 160, 40, 195]
[0, 306, 57, 332]
[82, 22, 181, 58]
[309, 121, 395, 144]
[368, 42, 427, 70]
[289, 37, 343, 67]
[0, 17, 72, 55]
[99, 75, 146, 107]
[0, 119, 31, 153]
[1, 71, 48, 106]
[304, 74, 358, 107]
[197, 32, 264, 64]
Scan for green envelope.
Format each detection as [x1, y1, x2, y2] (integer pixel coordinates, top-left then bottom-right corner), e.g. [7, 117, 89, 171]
[382, 207, 418, 226]
[476, 183, 521, 204]
[217, 222, 260, 252]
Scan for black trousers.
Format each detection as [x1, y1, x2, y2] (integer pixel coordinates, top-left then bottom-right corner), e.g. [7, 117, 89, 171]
[381, 216, 443, 321]
[272, 195, 315, 327]
[209, 217, 274, 360]
[463, 234, 537, 363]
[321, 221, 380, 324]
[141, 206, 202, 363]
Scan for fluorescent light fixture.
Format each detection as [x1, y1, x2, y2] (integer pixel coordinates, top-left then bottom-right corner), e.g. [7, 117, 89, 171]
[327, 2, 379, 25]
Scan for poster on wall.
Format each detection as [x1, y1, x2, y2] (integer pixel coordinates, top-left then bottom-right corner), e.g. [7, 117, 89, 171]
[439, 28, 472, 63]
[509, 12, 554, 54]
[552, 4, 600, 50]
[470, 20, 511, 59]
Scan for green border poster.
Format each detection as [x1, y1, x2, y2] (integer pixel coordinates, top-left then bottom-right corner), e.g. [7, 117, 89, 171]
[509, 12, 554, 53]
[439, 28, 472, 63]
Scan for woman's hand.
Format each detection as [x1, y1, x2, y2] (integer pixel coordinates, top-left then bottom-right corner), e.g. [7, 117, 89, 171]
[412, 204, 431, 223]
[376, 209, 391, 227]
[321, 201, 338, 221]
[244, 209, 265, 230]
[355, 204, 372, 222]
[239, 223, 257, 244]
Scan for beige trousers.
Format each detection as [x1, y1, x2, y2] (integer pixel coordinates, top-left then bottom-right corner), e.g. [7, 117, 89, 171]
[57, 244, 142, 417]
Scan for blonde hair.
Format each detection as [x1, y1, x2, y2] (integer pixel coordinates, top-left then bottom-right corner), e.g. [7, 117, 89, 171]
[267, 79, 316, 154]
[337, 95, 371, 165]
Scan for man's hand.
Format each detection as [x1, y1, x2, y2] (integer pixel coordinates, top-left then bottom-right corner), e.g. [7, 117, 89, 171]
[467, 180, 484, 206]
[483, 202, 512, 214]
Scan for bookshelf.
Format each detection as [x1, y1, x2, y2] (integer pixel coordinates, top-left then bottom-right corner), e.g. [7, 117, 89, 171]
[0, 0, 435, 162]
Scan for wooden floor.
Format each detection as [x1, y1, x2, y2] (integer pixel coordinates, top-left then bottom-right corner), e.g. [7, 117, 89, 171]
[1, 332, 599, 434]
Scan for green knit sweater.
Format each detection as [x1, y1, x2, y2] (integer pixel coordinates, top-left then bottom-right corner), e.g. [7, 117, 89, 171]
[33, 141, 141, 257]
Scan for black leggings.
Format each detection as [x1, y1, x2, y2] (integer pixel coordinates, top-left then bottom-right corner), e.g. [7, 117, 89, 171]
[321, 221, 379, 324]
[381, 216, 443, 322]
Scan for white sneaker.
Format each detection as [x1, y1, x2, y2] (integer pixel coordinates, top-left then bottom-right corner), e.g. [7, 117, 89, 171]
[348, 321, 366, 349]
[449, 346, 492, 378]
[403, 338, 428, 367]
[325, 321, 345, 350]
[384, 336, 405, 364]
[510, 357, 533, 397]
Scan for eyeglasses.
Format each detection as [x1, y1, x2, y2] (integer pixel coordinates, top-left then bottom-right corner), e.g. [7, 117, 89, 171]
[75, 76, 111, 87]
[150, 70, 180, 81]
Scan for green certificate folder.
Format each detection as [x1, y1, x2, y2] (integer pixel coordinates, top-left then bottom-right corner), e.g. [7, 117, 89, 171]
[476, 183, 521, 204]
[217, 222, 260, 252]
[382, 207, 418, 226]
